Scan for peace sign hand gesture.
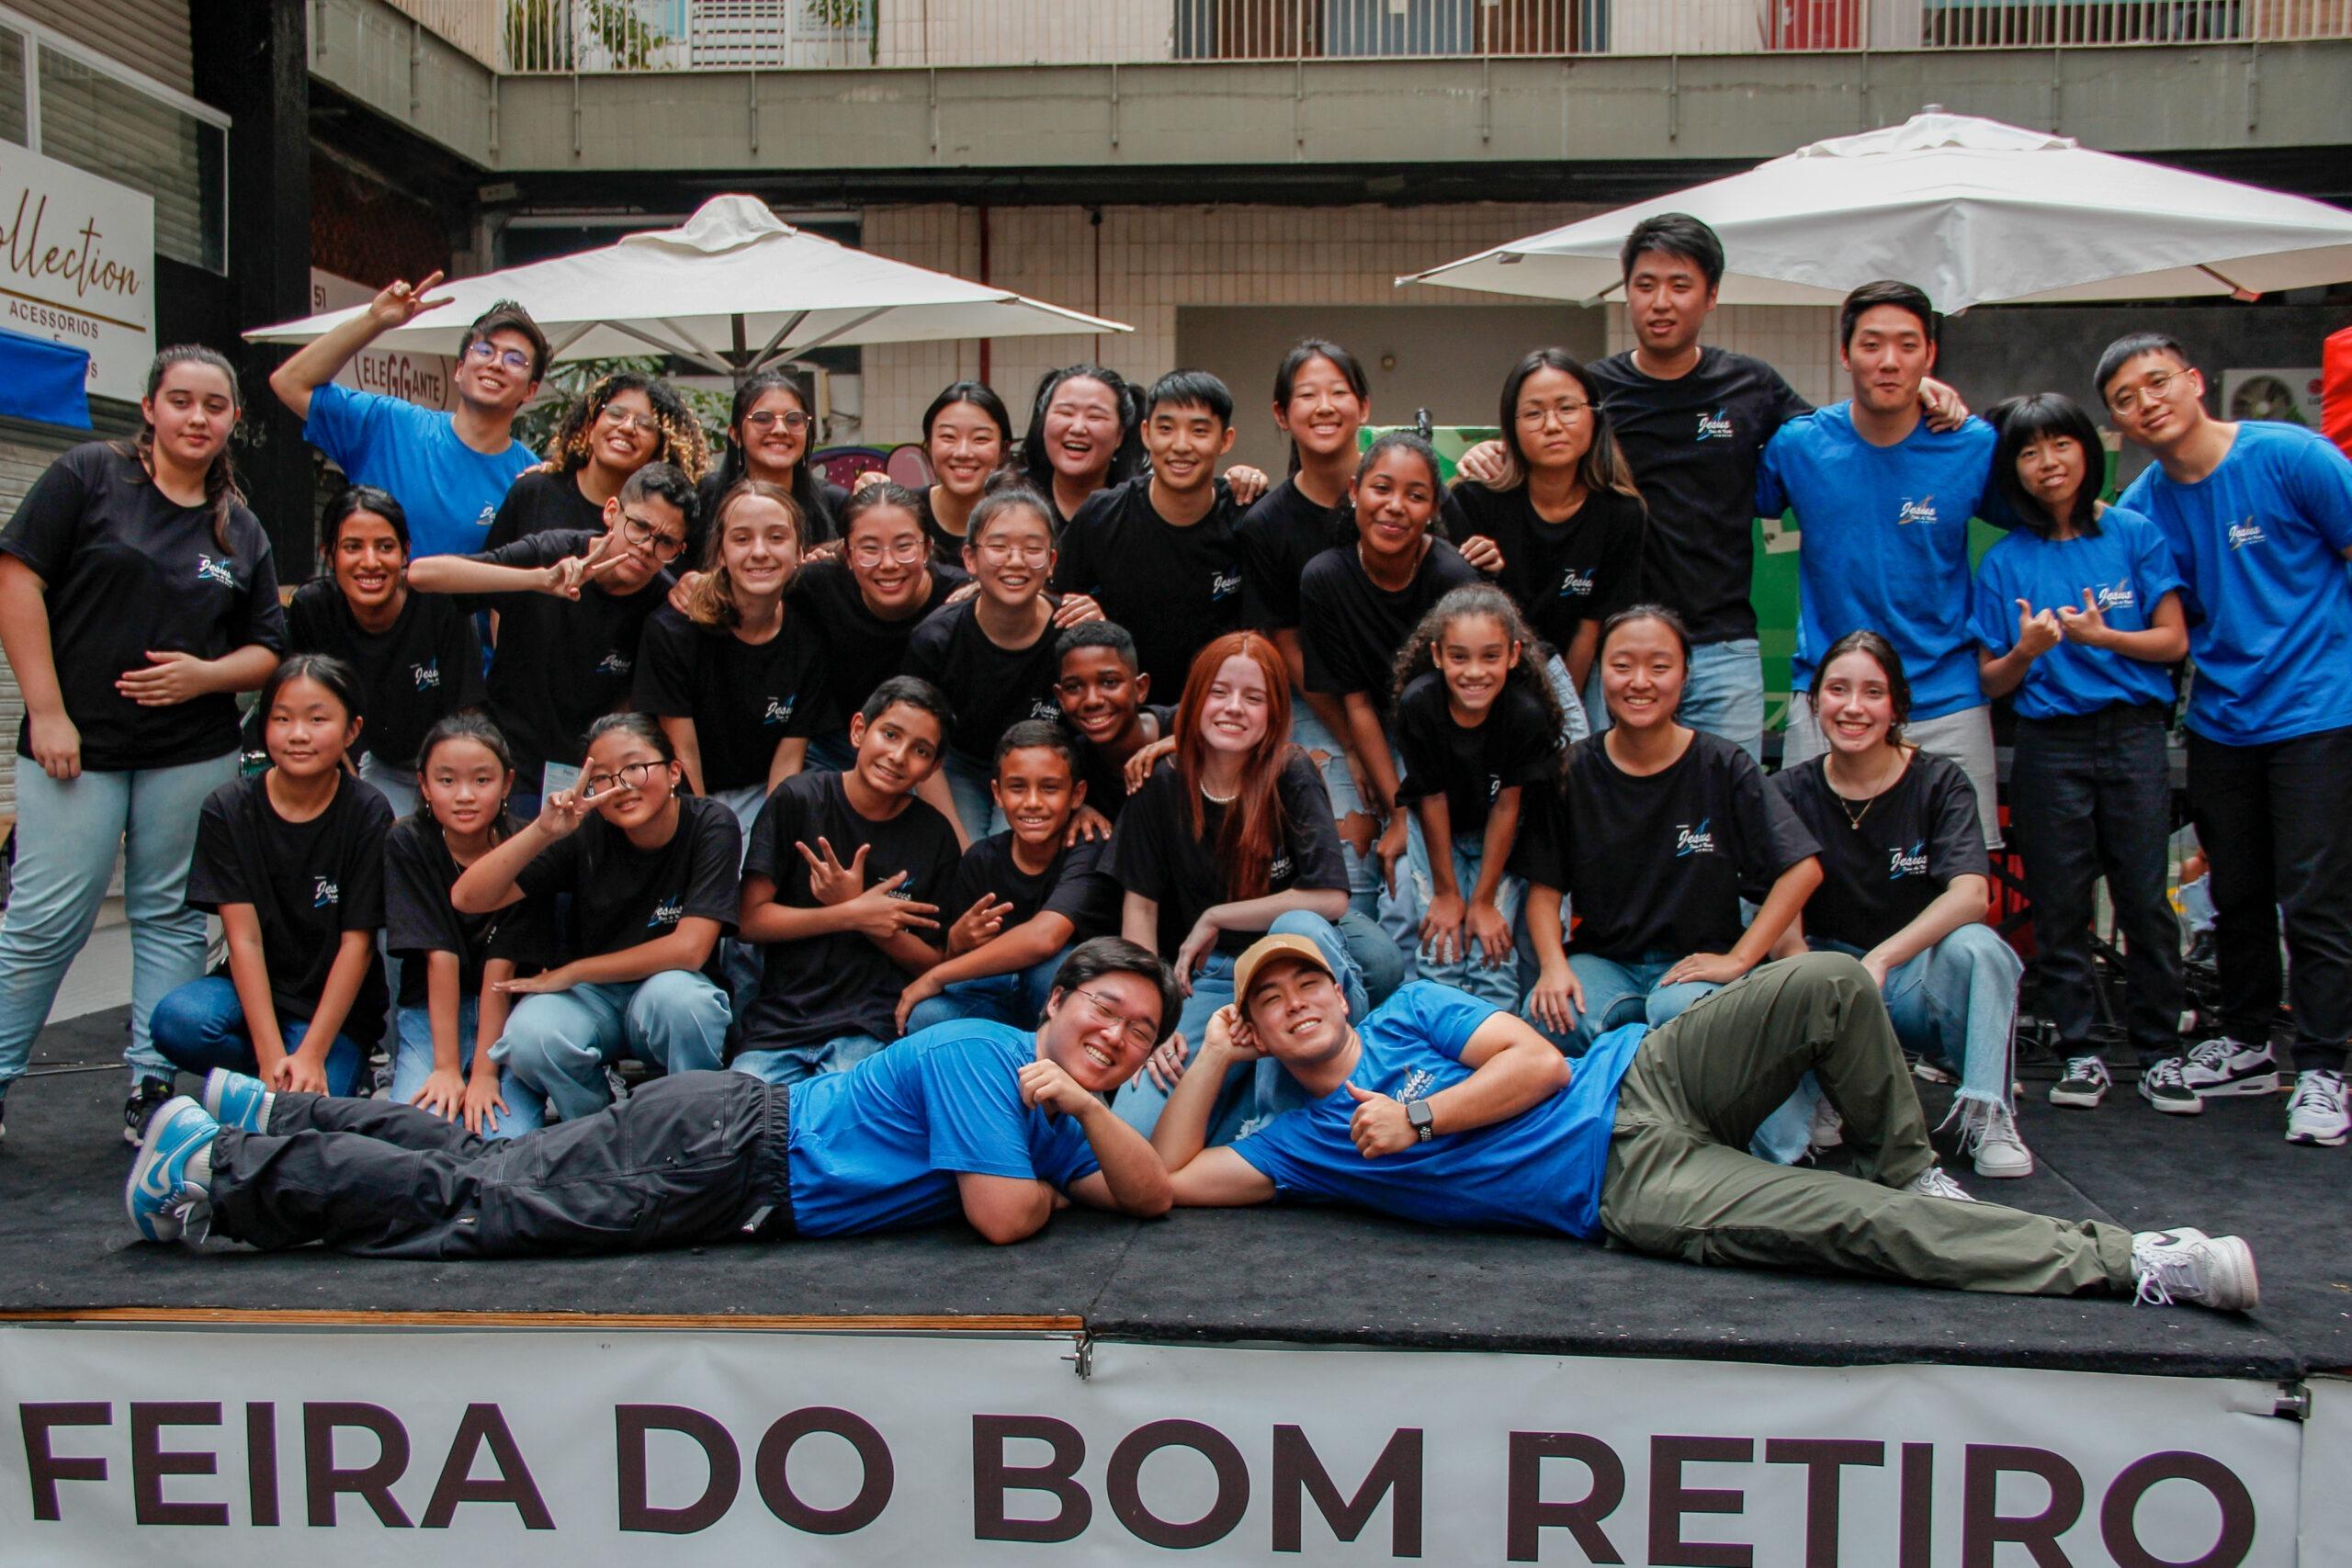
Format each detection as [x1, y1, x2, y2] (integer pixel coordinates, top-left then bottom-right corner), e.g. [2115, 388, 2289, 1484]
[367, 271, 452, 333]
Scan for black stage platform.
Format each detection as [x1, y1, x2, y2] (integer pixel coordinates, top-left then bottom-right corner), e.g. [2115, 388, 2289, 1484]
[5, 1007, 2345, 1382]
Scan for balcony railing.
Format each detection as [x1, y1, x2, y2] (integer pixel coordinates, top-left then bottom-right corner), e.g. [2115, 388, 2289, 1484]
[390, 0, 2352, 72]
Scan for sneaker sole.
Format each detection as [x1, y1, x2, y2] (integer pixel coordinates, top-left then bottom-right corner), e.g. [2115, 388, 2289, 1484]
[1973, 1156, 2035, 1179]
[2189, 1074, 2281, 1098]
[2203, 1235, 2260, 1312]
[2049, 1088, 2108, 1109]
[2285, 1125, 2349, 1148]
[2140, 1090, 2204, 1116]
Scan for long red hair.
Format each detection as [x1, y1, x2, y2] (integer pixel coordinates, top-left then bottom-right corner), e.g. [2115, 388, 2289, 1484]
[1173, 632, 1295, 901]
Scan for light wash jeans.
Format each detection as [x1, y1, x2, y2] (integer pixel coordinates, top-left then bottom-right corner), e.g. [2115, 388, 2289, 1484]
[733, 1032, 888, 1087]
[710, 782, 770, 1032]
[1525, 950, 1720, 1056]
[1677, 638, 1765, 764]
[0, 750, 238, 1089]
[1544, 652, 1596, 748]
[391, 997, 544, 1140]
[906, 946, 1069, 1034]
[940, 751, 1008, 844]
[356, 751, 418, 822]
[1112, 909, 1376, 1145]
[1750, 928, 2026, 1163]
[492, 970, 731, 1123]
[1392, 829, 1526, 1009]
[1292, 702, 1382, 919]
[151, 974, 368, 1096]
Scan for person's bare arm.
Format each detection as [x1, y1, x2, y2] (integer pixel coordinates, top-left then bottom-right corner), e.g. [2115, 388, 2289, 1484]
[1346, 1010, 1569, 1155]
[293, 930, 378, 1074]
[1025, 1058, 1173, 1219]
[219, 905, 289, 1078]
[1663, 855, 1822, 987]
[659, 716, 707, 799]
[897, 910, 1077, 1032]
[1151, 1005, 1282, 1206]
[268, 273, 450, 422]
[2056, 589, 2189, 664]
[766, 736, 808, 793]
[0, 558, 74, 779]
[1863, 874, 1993, 987]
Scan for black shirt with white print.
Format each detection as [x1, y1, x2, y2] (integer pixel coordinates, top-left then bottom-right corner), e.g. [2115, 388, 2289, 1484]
[1439, 481, 1645, 658]
[1772, 749, 1988, 953]
[1053, 473, 1244, 699]
[1109, 751, 1346, 957]
[185, 773, 393, 1047]
[740, 770, 962, 1055]
[381, 813, 552, 1009]
[1298, 538, 1484, 718]
[1510, 728, 1818, 959]
[514, 792, 741, 983]
[1066, 703, 1176, 827]
[901, 598, 1070, 764]
[481, 468, 606, 553]
[1393, 671, 1560, 840]
[1237, 477, 1351, 631]
[0, 443, 286, 771]
[287, 577, 484, 773]
[632, 604, 832, 795]
[785, 556, 967, 739]
[950, 832, 1123, 942]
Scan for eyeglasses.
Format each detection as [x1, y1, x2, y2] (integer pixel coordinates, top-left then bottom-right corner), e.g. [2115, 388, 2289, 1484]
[977, 540, 1052, 564]
[1516, 400, 1591, 426]
[2105, 367, 2192, 415]
[465, 342, 535, 373]
[1069, 987, 1158, 1053]
[580, 761, 661, 799]
[851, 538, 928, 567]
[745, 409, 810, 434]
[617, 512, 688, 560]
[597, 405, 662, 435]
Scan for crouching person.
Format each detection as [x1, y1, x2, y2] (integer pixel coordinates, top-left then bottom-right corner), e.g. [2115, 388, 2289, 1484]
[125, 938, 1178, 1255]
[1154, 937, 2258, 1312]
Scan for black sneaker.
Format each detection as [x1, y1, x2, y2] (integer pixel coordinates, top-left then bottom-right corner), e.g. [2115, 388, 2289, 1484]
[2050, 1055, 2112, 1109]
[122, 1077, 174, 1146]
[2138, 1056, 2202, 1115]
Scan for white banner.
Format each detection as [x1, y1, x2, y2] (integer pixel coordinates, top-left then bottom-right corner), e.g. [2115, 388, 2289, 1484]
[311, 271, 458, 412]
[0, 1324, 2307, 1565]
[0, 144, 154, 402]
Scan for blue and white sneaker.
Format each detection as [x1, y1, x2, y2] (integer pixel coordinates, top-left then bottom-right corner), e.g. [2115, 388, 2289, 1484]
[200, 1067, 274, 1134]
[125, 1097, 219, 1245]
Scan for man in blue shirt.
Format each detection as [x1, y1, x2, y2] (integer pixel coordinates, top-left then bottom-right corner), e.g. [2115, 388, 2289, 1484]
[125, 939, 1178, 1255]
[2102, 331, 2352, 1148]
[1759, 280, 2003, 847]
[1157, 934, 2257, 1310]
[269, 275, 547, 559]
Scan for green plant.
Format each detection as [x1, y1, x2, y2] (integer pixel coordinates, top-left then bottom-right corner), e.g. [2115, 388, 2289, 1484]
[502, 0, 673, 72]
[514, 356, 730, 457]
[805, 0, 868, 29]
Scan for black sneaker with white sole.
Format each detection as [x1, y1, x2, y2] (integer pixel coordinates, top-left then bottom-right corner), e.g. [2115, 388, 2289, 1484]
[2180, 1037, 2281, 1098]
[2050, 1055, 2111, 1109]
[2137, 1056, 2201, 1115]
[122, 1077, 175, 1145]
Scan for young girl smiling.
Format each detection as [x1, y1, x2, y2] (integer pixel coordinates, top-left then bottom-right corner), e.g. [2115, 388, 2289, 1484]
[914, 382, 1015, 565]
[695, 369, 846, 558]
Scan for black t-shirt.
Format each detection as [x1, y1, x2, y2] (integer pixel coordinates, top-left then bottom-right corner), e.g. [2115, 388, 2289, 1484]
[1298, 539, 1483, 715]
[1052, 474, 1243, 699]
[1067, 704, 1174, 826]
[1237, 477, 1351, 631]
[1109, 751, 1346, 956]
[286, 579, 484, 773]
[381, 813, 550, 1009]
[901, 598, 1069, 763]
[186, 773, 392, 1046]
[482, 468, 605, 553]
[451, 528, 671, 784]
[1773, 750, 1989, 953]
[740, 770, 962, 1054]
[1585, 348, 1812, 645]
[1511, 729, 1818, 959]
[692, 470, 847, 559]
[785, 556, 966, 735]
[514, 793, 741, 981]
[632, 604, 832, 794]
[913, 486, 975, 570]
[949, 832, 1122, 942]
[1393, 671, 1560, 840]
[0, 444, 285, 771]
[1440, 481, 1645, 657]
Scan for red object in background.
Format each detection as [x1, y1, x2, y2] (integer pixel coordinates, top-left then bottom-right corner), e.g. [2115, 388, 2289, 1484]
[1769, 0, 1860, 49]
[812, 446, 888, 491]
[2324, 326, 2352, 462]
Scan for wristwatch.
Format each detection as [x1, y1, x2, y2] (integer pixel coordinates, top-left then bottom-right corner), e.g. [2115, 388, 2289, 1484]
[1405, 1099, 1436, 1141]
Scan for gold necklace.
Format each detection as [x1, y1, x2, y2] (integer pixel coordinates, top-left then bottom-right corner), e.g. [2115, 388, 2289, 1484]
[1827, 751, 1901, 831]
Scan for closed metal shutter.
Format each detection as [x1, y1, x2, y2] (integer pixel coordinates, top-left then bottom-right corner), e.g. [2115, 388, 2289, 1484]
[6, 0, 191, 94]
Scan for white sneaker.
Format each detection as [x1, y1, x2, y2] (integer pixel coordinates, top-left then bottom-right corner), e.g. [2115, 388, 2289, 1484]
[1966, 1100, 2035, 1179]
[2131, 1228, 2259, 1312]
[2180, 1037, 2280, 1098]
[1809, 1097, 1845, 1153]
[2285, 1069, 2349, 1148]
[1905, 1165, 1976, 1202]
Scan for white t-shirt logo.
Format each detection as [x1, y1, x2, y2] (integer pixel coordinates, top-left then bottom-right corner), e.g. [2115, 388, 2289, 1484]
[311, 876, 341, 908]
[1895, 496, 1940, 526]
[2226, 517, 2267, 551]
[195, 555, 237, 589]
[411, 660, 442, 691]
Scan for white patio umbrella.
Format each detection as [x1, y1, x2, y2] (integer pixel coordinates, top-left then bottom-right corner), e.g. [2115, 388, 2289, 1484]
[246, 194, 1128, 374]
[1400, 111, 2352, 312]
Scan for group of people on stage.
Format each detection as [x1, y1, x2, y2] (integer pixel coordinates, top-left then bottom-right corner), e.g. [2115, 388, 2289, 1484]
[0, 211, 2343, 1315]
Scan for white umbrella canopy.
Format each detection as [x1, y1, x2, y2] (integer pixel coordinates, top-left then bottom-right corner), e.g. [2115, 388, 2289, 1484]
[246, 194, 1129, 374]
[1400, 112, 2352, 312]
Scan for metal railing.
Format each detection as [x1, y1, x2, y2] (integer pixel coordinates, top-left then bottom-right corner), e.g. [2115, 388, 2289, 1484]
[387, 0, 2352, 72]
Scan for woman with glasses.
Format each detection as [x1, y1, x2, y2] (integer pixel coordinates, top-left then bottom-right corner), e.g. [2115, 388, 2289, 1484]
[695, 369, 845, 560]
[411, 464, 695, 819]
[484, 370, 709, 551]
[786, 482, 967, 773]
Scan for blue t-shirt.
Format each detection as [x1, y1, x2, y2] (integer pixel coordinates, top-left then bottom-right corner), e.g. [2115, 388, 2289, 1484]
[302, 383, 536, 558]
[1758, 405, 1998, 721]
[2115, 421, 2352, 746]
[1229, 982, 1645, 1240]
[785, 1021, 1102, 1238]
[1971, 506, 2186, 721]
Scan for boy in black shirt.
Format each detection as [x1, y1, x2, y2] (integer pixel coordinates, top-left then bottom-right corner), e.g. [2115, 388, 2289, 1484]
[732, 678, 964, 1085]
[1052, 371, 1245, 697]
[896, 721, 1125, 1034]
[1053, 621, 1172, 828]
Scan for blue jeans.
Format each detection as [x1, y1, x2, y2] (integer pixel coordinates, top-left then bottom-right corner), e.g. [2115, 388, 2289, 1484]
[150, 975, 367, 1096]
[805, 732, 857, 774]
[492, 971, 731, 1122]
[1291, 702, 1382, 919]
[733, 1032, 888, 1087]
[0, 750, 239, 1089]
[356, 751, 418, 822]
[391, 998, 544, 1139]
[710, 782, 771, 1035]
[940, 752, 1006, 844]
[1526, 951, 1719, 1055]
[1113, 910, 1370, 1144]
[1677, 637, 1765, 764]
[1544, 652, 1596, 747]
[1394, 829, 1525, 1008]
[907, 947, 1069, 1034]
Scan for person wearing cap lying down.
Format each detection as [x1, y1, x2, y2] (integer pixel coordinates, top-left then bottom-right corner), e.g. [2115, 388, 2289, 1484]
[1147, 934, 2260, 1312]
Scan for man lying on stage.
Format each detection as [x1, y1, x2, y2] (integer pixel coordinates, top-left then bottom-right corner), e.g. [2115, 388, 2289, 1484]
[1152, 935, 2259, 1311]
[125, 938, 1179, 1256]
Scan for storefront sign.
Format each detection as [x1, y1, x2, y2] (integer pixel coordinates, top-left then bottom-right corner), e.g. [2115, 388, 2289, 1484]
[311, 271, 458, 412]
[0, 146, 153, 402]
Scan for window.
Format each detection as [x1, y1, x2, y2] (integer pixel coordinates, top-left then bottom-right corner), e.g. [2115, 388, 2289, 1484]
[35, 43, 225, 272]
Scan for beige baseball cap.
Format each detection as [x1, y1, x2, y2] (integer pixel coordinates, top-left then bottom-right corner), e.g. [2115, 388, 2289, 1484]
[1232, 932, 1337, 1006]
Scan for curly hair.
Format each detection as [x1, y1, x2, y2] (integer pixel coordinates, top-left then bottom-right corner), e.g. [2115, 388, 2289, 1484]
[1389, 583, 1567, 784]
[548, 370, 709, 483]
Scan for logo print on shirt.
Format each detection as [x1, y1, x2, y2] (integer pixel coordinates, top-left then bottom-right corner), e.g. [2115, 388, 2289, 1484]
[594, 651, 633, 676]
[1558, 567, 1597, 598]
[1209, 570, 1242, 603]
[1695, 408, 1735, 442]
[411, 660, 442, 692]
[1889, 841, 1929, 880]
[1397, 1066, 1438, 1104]
[647, 897, 684, 928]
[763, 694, 796, 727]
[194, 555, 237, 589]
[2226, 517, 2267, 551]
[1268, 852, 1295, 883]
[1487, 773, 1504, 802]
[1675, 819, 1715, 858]
[2092, 581, 2136, 613]
[883, 879, 919, 902]
[311, 876, 341, 908]
[1896, 496, 1940, 526]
